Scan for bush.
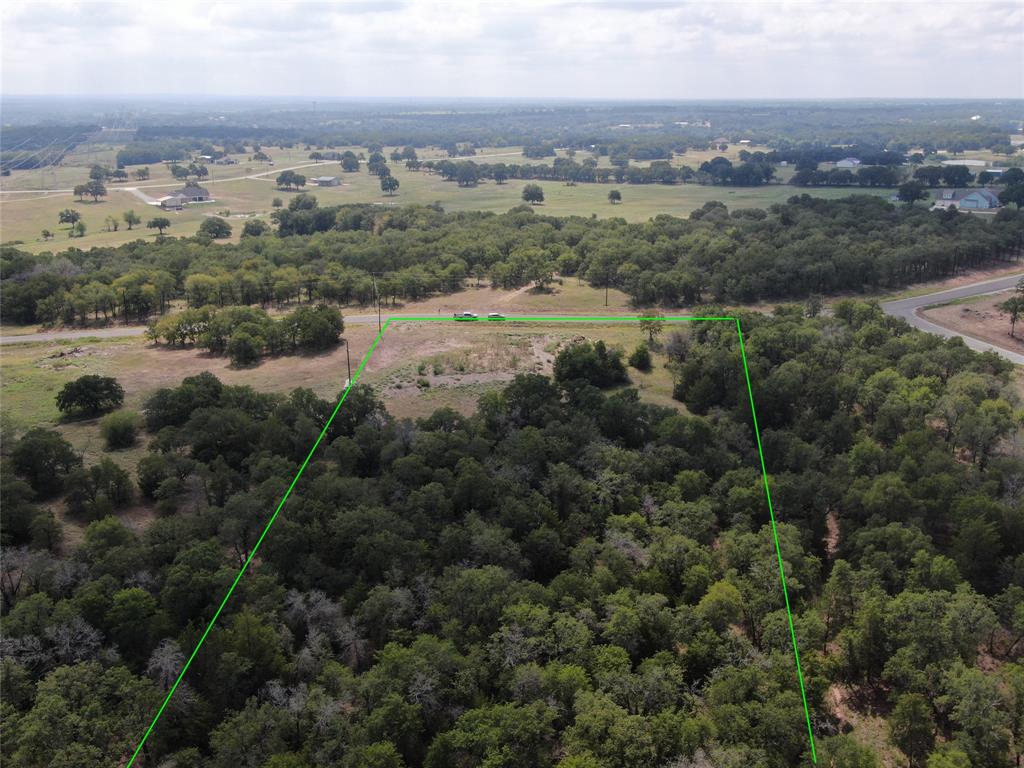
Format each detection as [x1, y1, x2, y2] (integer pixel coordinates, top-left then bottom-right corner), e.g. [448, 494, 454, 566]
[199, 217, 232, 238]
[227, 332, 261, 366]
[282, 305, 344, 350]
[64, 458, 132, 519]
[553, 340, 627, 388]
[522, 183, 544, 204]
[137, 454, 169, 498]
[56, 375, 124, 416]
[100, 411, 141, 449]
[628, 342, 652, 371]
[241, 219, 269, 237]
[30, 510, 62, 551]
[10, 428, 81, 496]
[144, 372, 224, 432]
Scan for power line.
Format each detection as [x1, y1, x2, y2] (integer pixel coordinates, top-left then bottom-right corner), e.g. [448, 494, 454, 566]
[5, 130, 86, 171]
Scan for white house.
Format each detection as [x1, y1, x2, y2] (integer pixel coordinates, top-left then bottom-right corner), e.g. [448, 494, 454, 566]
[159, 193, 189, 210]
[836, 158, 861, 168]
[158, 184, 212, 209]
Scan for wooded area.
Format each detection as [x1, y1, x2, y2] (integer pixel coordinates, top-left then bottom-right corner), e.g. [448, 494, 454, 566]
[3, 197, 1022, 330]
[2, 303, 1022, 767]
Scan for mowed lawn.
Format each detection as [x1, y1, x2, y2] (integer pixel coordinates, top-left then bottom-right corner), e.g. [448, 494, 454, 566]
[1, 141, 898, 252]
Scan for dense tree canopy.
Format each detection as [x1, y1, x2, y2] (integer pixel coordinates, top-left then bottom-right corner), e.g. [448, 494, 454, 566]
[4, 197, 1020, 330]
[1, 304, 1022, 767]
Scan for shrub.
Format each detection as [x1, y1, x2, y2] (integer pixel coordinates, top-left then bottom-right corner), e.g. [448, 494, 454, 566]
[227, 332, 261, 366]
[553, 340, 627, 388]
[10, 428, 81, 496]
[30, 510, 62, 551]
[65, 458, 132, 519]
[522, 183, 544, 204]
[56, 375, 124, 416]
[628, 342, 652, 371]
[100, 411, 141, 449]
[198, 217, 232, 239]
[281, 305, 343, 350]
[242, 219, 268, 237]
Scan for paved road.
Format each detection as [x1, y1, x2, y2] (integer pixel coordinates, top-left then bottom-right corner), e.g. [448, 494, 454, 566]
[1, 325, 149, 345]
[6, 275, 1023, 363]
[0, 313, 433, 345]
[880, 272, 1024, 364]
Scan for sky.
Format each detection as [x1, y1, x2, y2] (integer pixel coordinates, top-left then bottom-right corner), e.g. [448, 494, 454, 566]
[2, 0, 1022, 100]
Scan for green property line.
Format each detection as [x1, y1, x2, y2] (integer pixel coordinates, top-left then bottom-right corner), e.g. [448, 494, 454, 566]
[390, 315, 737, 322]
[735, 318, 818, 764]
[125, 315, 817, 766]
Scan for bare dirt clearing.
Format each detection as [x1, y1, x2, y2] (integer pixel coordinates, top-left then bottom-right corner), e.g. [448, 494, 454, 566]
[920, 290, 1023, 355]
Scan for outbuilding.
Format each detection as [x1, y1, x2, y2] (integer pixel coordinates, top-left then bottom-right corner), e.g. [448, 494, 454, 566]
[312, 176, 341, 187]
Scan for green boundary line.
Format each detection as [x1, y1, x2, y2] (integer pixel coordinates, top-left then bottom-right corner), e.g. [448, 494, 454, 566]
[125, 315, 817, 766]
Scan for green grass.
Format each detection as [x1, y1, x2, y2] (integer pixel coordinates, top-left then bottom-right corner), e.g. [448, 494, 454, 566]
[0, 337, 157, 483]
[868, 268, 1024, 303]
[2, 141, 897, 252]
[0, 339, 150, 429]
[921, 293, 994, 310]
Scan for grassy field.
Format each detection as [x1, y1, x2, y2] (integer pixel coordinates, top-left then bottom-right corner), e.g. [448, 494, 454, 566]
[1, 141, 898, 252]
[1, 318, 683, 469]
[0, 315, 685, 548]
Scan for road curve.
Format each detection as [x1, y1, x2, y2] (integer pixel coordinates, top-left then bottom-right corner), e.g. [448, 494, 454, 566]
[5, 276, 1022, 363]
[880, 272, 1024, 365]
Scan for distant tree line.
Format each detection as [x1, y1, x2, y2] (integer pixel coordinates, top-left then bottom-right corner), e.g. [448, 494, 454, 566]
[418, 155, 779, 187]
[3, 196, 1023, 328]
[115, 140, 192, 167]
[791, 165, 902, 188]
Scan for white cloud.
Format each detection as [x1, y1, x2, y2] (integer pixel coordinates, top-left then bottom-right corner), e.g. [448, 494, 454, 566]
[1, 0, 1021, 98]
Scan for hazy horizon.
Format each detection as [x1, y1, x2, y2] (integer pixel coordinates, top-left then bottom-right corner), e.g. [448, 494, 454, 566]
[3, 1, 1022, 101]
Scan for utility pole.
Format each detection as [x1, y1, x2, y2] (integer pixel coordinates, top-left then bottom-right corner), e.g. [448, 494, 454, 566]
[605, 283, 609, 307]
[345, 339, 352, 385]
[371, 274, 381, 333]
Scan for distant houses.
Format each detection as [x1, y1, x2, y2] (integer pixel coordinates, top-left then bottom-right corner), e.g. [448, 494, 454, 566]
[312, 176, 341, 187]
[836, 157, 862, 168]
[158, 184, 212, 209]
[941, 159, 986, 167]
[159, 193, 189, 210]
[930, 188, 1001, 211]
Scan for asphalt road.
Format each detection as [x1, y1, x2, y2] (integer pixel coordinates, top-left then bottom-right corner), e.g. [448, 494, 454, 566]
[0, 313, 385, 345]
[880, 272, 1024, 364]
[4, 275, 1023, 365]
[0, 312, 492, 345]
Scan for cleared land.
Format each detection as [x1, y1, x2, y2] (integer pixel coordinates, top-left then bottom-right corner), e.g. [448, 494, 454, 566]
[920, 289, 1023, 355]
[0, 311, 675, 479]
